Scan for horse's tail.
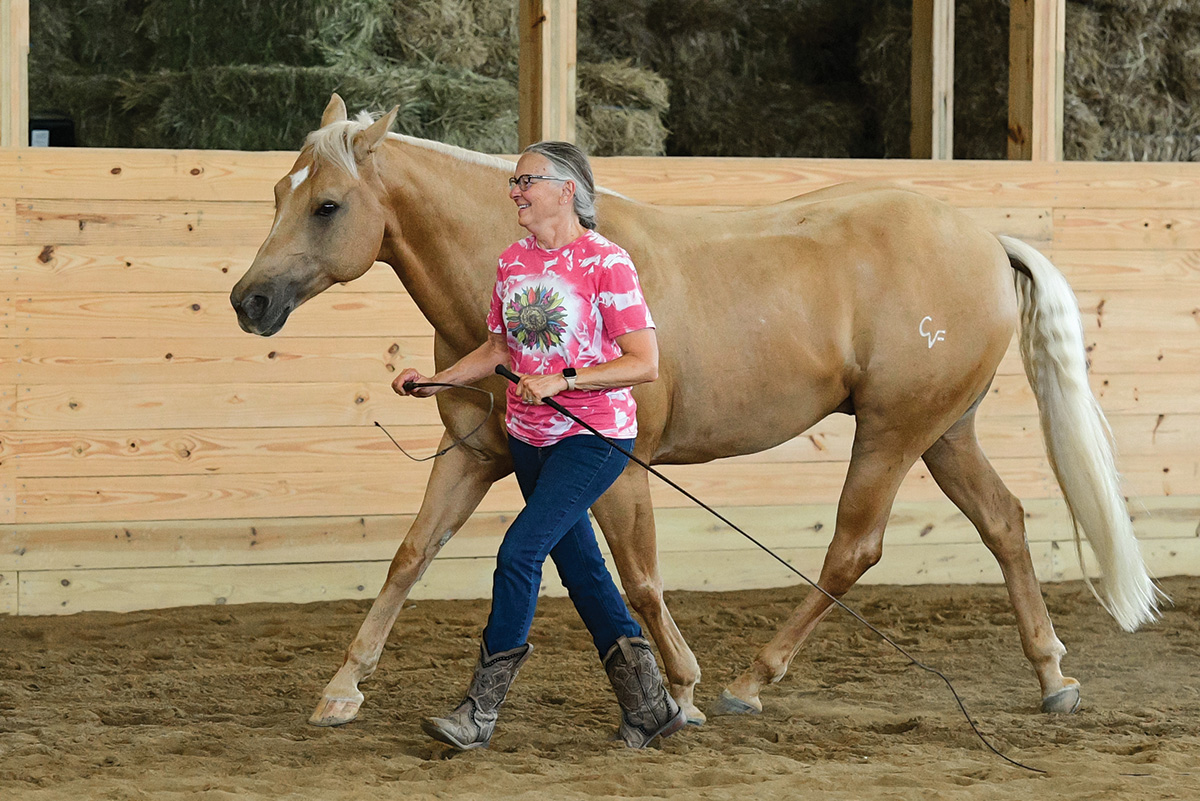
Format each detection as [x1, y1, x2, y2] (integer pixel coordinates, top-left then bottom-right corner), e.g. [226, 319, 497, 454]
[998, 235, 1162, 631]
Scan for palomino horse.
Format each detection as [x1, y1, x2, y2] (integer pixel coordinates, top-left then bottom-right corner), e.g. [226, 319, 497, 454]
[231, 95, 1158, 728]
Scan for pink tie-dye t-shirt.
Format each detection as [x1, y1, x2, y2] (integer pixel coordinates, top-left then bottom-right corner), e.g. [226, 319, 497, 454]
[486, 229, 655, 447]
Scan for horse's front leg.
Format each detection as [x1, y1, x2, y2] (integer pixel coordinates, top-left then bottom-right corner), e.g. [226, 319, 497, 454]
[591, 466, 705, 725]
[310, 435, 512, 726]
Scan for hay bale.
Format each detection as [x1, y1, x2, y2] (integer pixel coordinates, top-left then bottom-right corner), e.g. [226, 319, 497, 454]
[577, 108, 668, 156]
[576, 61, 670, 156]
[579, 0, 875, 157]
[387, 0, 518, 80]
[138, 0, 397, 70]
[29, 0, 155, 79]
[1065, 0, 1200, 160]
[122, 64, 517, 152]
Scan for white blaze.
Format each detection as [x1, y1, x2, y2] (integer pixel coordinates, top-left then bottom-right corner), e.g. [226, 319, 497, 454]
[289, 165, 311, 191]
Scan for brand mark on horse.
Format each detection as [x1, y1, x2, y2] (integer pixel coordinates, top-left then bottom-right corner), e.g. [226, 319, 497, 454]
[919, 316, 946, 348]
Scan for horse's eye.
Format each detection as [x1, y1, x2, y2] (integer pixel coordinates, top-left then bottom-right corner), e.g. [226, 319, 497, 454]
[314, 201, 339, 218]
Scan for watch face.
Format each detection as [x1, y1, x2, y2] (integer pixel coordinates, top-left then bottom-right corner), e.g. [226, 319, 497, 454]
[563, 368, 577, 378]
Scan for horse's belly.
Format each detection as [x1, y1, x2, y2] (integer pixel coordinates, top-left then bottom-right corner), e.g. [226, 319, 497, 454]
[652, 370, 850, 464]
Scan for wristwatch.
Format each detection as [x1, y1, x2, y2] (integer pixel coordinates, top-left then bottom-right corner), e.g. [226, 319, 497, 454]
[562, 367, 577, 391]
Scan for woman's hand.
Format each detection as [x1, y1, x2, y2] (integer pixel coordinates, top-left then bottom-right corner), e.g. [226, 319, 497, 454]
[392, 368, 440, 398]
[515, 372, 569, 405]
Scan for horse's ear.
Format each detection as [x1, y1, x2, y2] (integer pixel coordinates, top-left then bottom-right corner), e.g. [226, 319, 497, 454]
[353, 106, 399, 163]
[321, 94, 348, 127]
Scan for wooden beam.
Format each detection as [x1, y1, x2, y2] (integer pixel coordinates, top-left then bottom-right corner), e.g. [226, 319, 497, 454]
[1008, 0, 1065, 160]
[518, 0, 577, 148]
[0, 0, 29, 147]
[910, 0, 954, 159]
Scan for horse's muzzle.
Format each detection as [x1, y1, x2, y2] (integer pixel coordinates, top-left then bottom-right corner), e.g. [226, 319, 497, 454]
[230, 285, 293, 337]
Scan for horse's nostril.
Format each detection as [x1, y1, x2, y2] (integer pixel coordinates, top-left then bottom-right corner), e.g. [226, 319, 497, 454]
[243, 294, 269, 321]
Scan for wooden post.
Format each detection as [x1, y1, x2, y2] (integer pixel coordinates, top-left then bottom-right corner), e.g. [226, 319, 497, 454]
[911, 0, 954, 160]
[1, 0, 29, 147]
[518, 0, 576, 149]
[1008, 0, 1064, 160]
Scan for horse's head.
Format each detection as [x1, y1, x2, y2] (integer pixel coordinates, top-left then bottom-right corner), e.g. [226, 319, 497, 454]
[231, 94, 399, 336]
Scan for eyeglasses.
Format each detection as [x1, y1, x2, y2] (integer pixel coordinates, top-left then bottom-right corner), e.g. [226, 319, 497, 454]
[508, 174, 566, 191]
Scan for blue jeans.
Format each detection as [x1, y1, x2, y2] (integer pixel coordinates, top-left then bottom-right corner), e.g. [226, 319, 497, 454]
[482, 434, 643, 657]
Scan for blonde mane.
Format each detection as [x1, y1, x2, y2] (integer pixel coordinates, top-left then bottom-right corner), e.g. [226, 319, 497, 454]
[303, 111, 624, 197]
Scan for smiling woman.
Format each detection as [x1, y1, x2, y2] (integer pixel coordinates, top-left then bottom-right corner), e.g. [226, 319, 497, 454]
[394, 137, 679, 751]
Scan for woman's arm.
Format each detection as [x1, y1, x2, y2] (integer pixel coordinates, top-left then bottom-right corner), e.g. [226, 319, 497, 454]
[393, 331, 510, 397]
[516, 327, 658, 404]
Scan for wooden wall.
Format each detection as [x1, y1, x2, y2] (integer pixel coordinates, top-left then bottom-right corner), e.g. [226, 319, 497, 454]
[2, 149, 1198, 615]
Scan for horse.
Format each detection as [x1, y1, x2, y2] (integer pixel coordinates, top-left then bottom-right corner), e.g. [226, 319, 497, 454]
[231, 94, 1159, 728]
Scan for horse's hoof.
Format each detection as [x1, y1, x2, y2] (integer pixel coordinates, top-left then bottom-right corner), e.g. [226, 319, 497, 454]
[1040, 685, 1081, 715]
[681, 701, 707, 726]
[309, 695, 363, 727]
[708, 689, 762, 717]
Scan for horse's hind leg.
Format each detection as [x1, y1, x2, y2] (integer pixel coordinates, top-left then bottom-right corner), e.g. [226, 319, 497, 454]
[922, 411, 1080, 713]
[712, 430, 916, 715]
[591, 467, 705, 725]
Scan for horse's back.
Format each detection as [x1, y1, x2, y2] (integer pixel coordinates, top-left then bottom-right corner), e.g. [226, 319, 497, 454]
[599, 185, 1018, 463]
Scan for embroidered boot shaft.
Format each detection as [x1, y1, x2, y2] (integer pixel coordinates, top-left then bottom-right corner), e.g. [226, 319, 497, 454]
[603, 636, 688, 748]
[422, 642, 532, 750]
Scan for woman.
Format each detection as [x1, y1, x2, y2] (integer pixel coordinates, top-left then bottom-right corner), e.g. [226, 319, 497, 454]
[393, 141, 686, 751]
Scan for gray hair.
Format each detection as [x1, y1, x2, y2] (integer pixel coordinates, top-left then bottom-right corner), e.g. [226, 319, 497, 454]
[522, 141, 597, 229]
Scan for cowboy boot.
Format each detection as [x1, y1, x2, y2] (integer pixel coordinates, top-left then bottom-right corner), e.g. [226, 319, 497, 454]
[603, 636, 688, 748]
[422, 642, 532, 750]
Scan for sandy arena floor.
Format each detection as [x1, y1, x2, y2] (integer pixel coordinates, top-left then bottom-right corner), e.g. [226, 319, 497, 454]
[1, 577, 1198, 800]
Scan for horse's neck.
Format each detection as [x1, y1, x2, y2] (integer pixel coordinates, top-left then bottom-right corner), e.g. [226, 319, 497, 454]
[375, 140, 518, 354]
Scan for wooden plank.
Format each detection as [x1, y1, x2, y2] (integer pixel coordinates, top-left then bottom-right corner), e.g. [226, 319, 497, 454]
[1007, 0, 1034, 159]
[12, 381, 447, 430]
[14, 451, 1195, 526]
[4, 292, 434, 338]
[987, 371, 1200, 416]
[1071, 288, 1200, 335]
[732, 412, 1198, 465]
[10, 150, 1200, 208]
[13, 540, 1060, 616]
[1049, 250, 1200, 289]
[910, 0, 954, 159]
[19, 531, 1200, 616]
[0, 569, 14, 614]
[7, 497, 1194, 573]
[2, 408, 1192, 481]
[1032, 0, 1065, 161]
[0, 512, 508, 571]
[14, 470, 524, 524]
[1055, 209, 1200, 250]
[1049, 536, 1200, 583]
[518, 0, 576, 148]
[591, 160, 1200, 209]
[0, 392, 12, 523]
[910, 0, 933, 159]
[0, 0, 29, 148]
[5, 425, 448, 478]
[0, 196, 13, 243]
[1008, 0, 1064, 161]
[1, 246, 403, 294]
[8, 336, 432, 385]
[19, 561, 394, 614]
[16, 199, 274, 247]
[0, 149, 289, 202]
[959, 207, 1050, 245]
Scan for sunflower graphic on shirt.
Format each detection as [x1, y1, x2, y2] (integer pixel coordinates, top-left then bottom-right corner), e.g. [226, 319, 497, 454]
[505, 285, 568, 350]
